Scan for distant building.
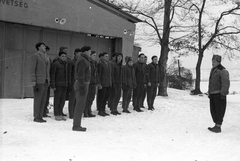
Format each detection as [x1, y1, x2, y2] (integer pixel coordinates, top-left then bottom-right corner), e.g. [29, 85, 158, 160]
[0, 0, 141, 98]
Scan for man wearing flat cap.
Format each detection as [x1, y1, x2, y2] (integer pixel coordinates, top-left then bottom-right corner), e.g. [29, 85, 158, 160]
[208, 54, 230, 133]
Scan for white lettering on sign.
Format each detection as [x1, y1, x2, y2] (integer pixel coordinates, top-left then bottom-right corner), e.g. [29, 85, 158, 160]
[0, 0, 28, 9]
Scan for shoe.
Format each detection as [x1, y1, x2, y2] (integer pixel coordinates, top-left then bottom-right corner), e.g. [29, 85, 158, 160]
[84, 113, 89, 118]
[88, 113, 96, 117]
[72, 126, 87, 132]
[208, 126, 221, 133]
[69, 116, 73, 119]
[111, 111, 118, 115]
[34, 118, 47, 123]
[104, 112, 110, 116]
[116, 111, 121, 115]
[140, 106, 146, 108]
[55, 116, 62, 121]
[98, 111, 106, 117]
[122, 110, 131, 113]
[60, 116, 66, 121]
[134, 108, 143, 112]
[61, 113, 67, 116]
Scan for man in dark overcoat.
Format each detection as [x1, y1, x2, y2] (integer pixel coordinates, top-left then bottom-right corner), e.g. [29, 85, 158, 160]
[122, 57, 136, 113]
[132, 53, 146, 112]
[51, 51, 68, 121]
[109, 53, 123, 115]
[146, 56, 159, 110]
[97, 52, 112, 116]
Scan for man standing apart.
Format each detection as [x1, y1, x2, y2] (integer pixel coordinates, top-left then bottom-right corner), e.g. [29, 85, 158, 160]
[208, 55, 230, 133]
[72, 46, 91, 132]
[30, 42, 50, 123]
[146, 56, 159, 111]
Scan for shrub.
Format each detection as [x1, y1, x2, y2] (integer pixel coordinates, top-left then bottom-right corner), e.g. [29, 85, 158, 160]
[167, 67, 194, 90]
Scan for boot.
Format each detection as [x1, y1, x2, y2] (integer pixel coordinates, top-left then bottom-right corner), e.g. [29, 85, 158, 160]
[88, 113, 96, 117]
[208, 126, 221, 133]
[72, 126, 87, 132]
[55, 116, 62, 121]
[60, 116, 66, 121]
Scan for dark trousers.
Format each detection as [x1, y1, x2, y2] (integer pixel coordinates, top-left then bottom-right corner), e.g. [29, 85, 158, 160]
[54, 86, 67, 116]
[84, 84, 96, 114]
[209, 93, 227, 125]
[43, 85, 51, 115]
[97, 87, 110, 112]
[133, 83, 145, 109]
[33, 82, 49, 119]
[73, 85, 89, 126]
[68, 85, 76, 118]
[109, 84, 122, 112]
[147, 83, 158, 109]
[122, 86, 132, 111]
[141, 86, 147, 107]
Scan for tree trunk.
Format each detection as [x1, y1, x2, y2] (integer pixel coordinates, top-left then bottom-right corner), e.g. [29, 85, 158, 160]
[158, 0, 172, 96]
[193, 50, 204, 94]
[158, 46, 169, 96]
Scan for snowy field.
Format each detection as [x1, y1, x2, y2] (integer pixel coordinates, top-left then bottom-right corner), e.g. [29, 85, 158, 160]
[0, 85, 240, 161]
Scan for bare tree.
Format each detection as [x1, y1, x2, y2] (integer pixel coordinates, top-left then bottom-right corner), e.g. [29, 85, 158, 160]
[171, 0, 240, 94]
[110, 0, 191, 96]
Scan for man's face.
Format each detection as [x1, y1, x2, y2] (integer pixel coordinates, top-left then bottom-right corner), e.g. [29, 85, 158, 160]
[212, 59, 220, 68]
[60, 54, 67, 61]
[128, 61, 133, 66]
[152, 57, 158, 64]
[75, 52, 81, 59]
[139, 55, 145, 63]
[86, 50, 91, 57]
[117, 55, 122, 63]
[91, 53, 97, 61]
[103, 54, 109, 61]
[144, 57, 147, 63]
[39, 44, 46, 52]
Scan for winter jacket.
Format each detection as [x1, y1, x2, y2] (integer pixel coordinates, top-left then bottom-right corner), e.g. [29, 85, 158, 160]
[122, 64, 136, 88]
[90, 59, 98, 84]
[111, 53, 123, 85]
[97, 59, 112, 87]
[146, 62, 159, 83]
[51, 59, 68, 88]
[133, 61, 147, 84]
[30, 50, 51, 84]
[75, 53, 91, 87]
[68, 57, 77, 87]
[208, 64, 230, 96]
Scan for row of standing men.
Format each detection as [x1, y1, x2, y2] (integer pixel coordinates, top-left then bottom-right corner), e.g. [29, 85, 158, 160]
[30, 43, 160, 131]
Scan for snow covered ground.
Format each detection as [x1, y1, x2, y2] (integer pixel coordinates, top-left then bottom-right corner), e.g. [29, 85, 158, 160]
[1, 84, 240, 161]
